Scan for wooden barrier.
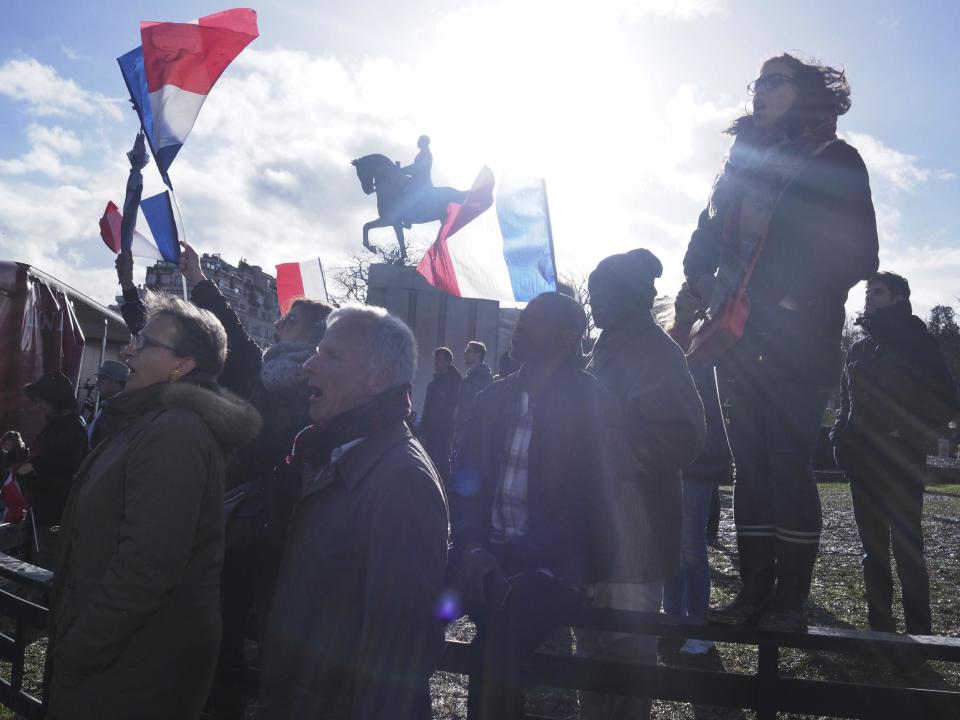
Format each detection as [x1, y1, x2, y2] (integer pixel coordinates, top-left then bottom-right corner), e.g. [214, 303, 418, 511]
[0, 547, 956, 720]
[0, 551, 51, 720]
[438, 606, 960, 720]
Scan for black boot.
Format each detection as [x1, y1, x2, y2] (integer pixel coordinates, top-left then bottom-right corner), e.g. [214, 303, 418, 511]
[757, 539, 819, 633]
[706, 535, 775, 626]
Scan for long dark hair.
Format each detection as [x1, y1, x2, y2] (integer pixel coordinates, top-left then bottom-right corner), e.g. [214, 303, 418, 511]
[728, 53, 851, 138]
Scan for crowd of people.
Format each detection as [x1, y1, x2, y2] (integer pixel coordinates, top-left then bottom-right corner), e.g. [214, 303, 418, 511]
[0, 52, 956, 720]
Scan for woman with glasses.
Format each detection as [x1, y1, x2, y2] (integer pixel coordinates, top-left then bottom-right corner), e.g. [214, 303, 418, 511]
[683, 54, 879, 631]
[45, 295, 261, 720]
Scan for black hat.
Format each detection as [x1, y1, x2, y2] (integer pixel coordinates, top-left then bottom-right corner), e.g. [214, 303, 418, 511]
[24, 371, 76, 411]
[592, 248, 663, 309]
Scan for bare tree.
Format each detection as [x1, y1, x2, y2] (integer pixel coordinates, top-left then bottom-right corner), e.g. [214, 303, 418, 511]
[328, 246, 424, 306]
[558, 272, 596, 343]
[328, 253, 372, 306]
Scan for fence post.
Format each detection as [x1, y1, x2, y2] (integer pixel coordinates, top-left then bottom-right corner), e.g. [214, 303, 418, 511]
[756, 638, 779, 720]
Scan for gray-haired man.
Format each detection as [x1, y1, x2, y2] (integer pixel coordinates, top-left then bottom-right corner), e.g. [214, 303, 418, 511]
[257, 305, 450, 720]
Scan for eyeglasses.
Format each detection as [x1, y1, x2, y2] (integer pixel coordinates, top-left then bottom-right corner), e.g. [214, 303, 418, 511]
[747, 73, 796, 95]
[127, 333, 177, 353]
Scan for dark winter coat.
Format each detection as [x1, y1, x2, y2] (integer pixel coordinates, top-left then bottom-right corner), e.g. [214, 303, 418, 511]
[454, 362, 494, 443]
[190, 280, 264, 399]
[244, 341, 315, 491]
[417, 367, 462, 467]
[831, 301, 959, 474]
[451, 361, 618, 584]
[587, 313, 706, 583]
[20, 412, 87, 527]
[684, 140, 880, 383]
[46, 381, 261, 720]
[257, 421, 449, 720]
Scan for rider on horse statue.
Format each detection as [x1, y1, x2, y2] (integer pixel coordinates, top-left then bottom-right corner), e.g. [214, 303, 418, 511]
[400, 136, 433, 229]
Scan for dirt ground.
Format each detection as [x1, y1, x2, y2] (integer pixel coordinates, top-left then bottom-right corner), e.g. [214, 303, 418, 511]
[432, 482, 960, 720]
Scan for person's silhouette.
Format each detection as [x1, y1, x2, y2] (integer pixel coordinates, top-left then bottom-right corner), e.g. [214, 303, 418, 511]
[402, 135, 433, 190]
[399, 135, 433, 228]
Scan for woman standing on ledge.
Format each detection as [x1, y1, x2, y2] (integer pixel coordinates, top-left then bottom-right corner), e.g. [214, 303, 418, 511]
[45, 296, 260, 720]
[683, 54, 879, 631]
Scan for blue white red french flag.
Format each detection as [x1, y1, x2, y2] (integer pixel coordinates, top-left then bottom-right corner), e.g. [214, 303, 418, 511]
[117, 9, 258, 183]
[99, 192, 181, 263]
[416, 169, 558, 304]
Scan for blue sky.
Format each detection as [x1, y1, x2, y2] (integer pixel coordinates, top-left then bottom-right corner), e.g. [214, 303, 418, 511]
[0, 0, 957, 317]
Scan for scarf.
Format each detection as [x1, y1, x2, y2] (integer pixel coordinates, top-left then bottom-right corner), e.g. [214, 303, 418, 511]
[705, 117, 838, 314]
[286, 383, 413, 470]
[260, 340, 316, 391]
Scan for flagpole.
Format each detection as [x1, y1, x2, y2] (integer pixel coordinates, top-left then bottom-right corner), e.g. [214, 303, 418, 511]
[167, 186, 190, 301]
[95, 318, 107, 415]
[541, 180, 560, 289]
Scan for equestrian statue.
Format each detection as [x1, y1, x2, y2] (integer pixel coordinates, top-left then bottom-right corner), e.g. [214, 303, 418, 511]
[352, 136, 468, 262]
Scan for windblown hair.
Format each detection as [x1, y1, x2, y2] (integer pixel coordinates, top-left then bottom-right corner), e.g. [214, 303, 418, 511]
[728, 53, 851, 138]
[145, 292, 228, 382]
[326, 305, 417, 388]
[287, 298, 334, 343]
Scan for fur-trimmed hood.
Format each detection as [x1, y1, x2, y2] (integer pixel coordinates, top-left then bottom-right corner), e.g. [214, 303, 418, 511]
[161, 382, 262, 449]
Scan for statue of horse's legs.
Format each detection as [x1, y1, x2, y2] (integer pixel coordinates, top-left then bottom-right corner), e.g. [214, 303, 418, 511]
[394, 225, 407, 262]
[363, 218, 387, 254]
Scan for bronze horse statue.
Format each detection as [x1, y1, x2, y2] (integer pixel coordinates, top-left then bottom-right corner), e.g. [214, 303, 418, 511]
[352, 154, 467, 261]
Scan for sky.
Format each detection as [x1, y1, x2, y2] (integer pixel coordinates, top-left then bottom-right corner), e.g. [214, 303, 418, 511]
[0, 0, 958, 319]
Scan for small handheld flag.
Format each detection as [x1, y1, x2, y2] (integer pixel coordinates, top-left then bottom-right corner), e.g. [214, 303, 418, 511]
[140, 192, 181, 263]
[99, 201, 164, 260]
[276, 259, 329, 315]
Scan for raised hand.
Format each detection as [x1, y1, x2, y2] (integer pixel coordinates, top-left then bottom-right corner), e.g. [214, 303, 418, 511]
[178, 241, 206, 289]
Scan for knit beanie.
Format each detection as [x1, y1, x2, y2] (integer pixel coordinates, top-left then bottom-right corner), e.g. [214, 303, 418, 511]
[592, 248, 663, 310]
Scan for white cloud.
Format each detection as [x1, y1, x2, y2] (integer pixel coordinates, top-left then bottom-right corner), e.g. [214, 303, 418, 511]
[622, 0, 726, 21]
[877, 243, 960, 319]
[0, 123, 87, 180]
[0, 58, 121, 120]
[26, 124, 83, 155]
[262, 168, 299, 189]
[843, 131, 953, 192]
[60, 45, 85, 62]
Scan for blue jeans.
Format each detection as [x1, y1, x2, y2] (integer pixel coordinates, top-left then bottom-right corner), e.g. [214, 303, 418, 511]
[663, 479, 715, 620]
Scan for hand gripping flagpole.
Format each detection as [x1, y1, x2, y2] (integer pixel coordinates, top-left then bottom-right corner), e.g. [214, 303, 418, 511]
[120, 130, 149, 255]
[166, 187, 190, 301]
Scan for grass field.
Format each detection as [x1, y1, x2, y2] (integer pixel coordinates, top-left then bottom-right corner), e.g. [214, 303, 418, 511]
[1, 483, 957, 719]
[432, 482, 960, 720]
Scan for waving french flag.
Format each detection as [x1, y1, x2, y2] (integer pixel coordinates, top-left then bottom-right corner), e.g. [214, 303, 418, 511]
[416, 169, 558, 304]
[99, 195, 181, 263]
[118, 9, 258, 184]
